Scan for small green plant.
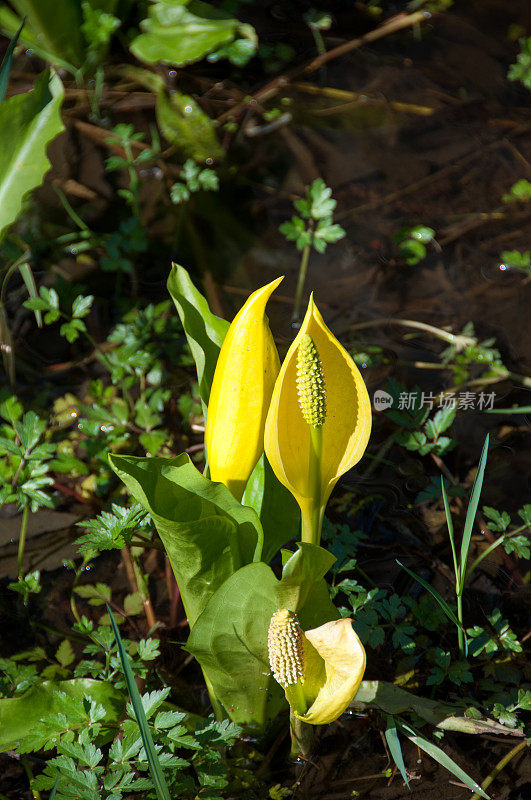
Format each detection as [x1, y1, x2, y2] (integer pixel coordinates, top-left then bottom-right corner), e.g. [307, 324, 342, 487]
[508, 37, 531, 90]
[279, 178, 345, 320]
[502, 178, 531, 203]
[105, 123, 160, 218]
[394, 225, 436, 265]
[170, 159, 219, 205]
[23, 286, 94, 344]
[304, 9, 332, 58]
[500, 249, 531, 276]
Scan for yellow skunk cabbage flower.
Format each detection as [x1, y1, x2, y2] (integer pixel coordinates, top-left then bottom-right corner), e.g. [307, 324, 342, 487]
[267, 610, 366, 725]
[264, 296, 371, 544]
[206, 277, 283, 501]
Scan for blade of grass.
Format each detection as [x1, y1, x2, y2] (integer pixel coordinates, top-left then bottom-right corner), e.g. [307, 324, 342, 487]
[48, 775, 59, 800]
[458, 434, 489, 594]
[0, 303, 15, 386]
[396, 559, 465, 636]
[0, 18, 25, 103]
[484, 406, 531, 414]
[106, 605, 171, 800]
[398, 721, 489, 798]
[441, 477, 458, 582]
[385, 715, 410, 788]
[18, 262, 42, 327]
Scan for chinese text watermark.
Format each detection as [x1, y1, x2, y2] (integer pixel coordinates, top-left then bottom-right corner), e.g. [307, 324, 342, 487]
[373, 390, 496, 412]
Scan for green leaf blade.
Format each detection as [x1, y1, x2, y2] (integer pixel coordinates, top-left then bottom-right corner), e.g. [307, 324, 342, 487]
[398, 721, 489, 798]
[0, 69, 64, 240]
[109, 452, 263, 626]
[385, 716, 410, 788]
[459, 434, 489, 592]
[167, 263, 229, 411]
[107, 606, 171, 800]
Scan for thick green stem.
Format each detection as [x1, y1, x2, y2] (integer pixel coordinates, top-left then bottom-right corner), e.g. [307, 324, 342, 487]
[17, 505, 29, 578]
[285, 681, 307, 716]
[289, 713, 316, 759]
[203, 672, 227, 722]
[301, 425, 323, 545]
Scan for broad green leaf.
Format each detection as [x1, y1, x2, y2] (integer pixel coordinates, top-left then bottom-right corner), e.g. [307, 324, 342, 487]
[2, 1, 84, 68]
[385, 716, 410, 788]
[185, 544, 337, 729]
[109, 452, 263, 626]
[156, 89, 222, 161]
[0, 69, 64, 240]
[278, 543, 337, 622]
[243, 454, 301, 563]
[108, 606, 171, 800]
[353, 681, 513, 736]
[0, 679, 124, 750]
[459, 434, 489, 592]
[130, 0, 239, 67]
[0, 18, 24, 103]
[398, 721, 489, 798]
[186, 561, 284, 730]
[167, 263, 229, 411]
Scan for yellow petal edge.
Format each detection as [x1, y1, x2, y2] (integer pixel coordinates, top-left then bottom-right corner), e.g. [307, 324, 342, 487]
[206, 277, 283, 500]
[298, 619, 366, 725]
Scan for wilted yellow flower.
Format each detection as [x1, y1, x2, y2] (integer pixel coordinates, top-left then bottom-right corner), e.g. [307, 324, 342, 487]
[264, 296, 371, 543]
[267, 610, 366, 725]
[206, 277, 283, 500]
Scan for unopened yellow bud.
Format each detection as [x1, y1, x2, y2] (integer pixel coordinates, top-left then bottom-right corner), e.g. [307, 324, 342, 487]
[268, 609, 305, 688]
[296, 334, 326, 428]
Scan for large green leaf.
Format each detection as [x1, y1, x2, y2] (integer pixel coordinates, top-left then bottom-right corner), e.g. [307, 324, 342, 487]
[352, 680, 517, 736]
[0, 69, 64, 240]
[167, 263, 229, 411]
[130, 0, 239, 66]
[0, 679, 124, 750]
[3, 1, 84, 67]
[243, 454, 301, 564]
[109, 452, 263, 626]
[185, 544, 337, 729]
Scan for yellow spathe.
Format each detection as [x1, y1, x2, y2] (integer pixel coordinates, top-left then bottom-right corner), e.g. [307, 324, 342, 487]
[299, 618, 366, 725]
[264, 296, 372, 539]
[206, 277, 283, 500]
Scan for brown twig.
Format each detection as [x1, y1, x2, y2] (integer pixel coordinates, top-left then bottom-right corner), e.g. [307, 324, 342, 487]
[216, 11, 430, 125]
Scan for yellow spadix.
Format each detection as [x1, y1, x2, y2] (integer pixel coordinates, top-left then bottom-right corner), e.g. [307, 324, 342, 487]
[268, 610, 366, 725]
